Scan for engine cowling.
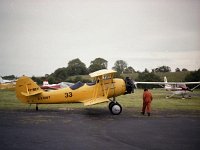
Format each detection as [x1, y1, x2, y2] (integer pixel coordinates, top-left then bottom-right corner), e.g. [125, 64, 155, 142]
[124, 77, 135, 94]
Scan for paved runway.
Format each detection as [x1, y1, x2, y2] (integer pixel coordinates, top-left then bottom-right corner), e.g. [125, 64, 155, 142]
[0, 109, 199, 150]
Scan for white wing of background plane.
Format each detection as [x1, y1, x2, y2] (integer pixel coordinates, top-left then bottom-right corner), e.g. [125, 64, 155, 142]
[134, 76, 200, 90]
[0, 76, 16, 84]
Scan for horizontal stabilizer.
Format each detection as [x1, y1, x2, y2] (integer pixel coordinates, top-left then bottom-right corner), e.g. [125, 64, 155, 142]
[21, 90, 43, 96]
[83, 97, 109, 106]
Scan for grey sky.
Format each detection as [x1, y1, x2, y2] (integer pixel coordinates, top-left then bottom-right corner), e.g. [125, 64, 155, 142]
[0, 0, 200, 76]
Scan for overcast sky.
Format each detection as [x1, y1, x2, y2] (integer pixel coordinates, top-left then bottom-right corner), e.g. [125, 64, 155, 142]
[0, 0, 200, 76]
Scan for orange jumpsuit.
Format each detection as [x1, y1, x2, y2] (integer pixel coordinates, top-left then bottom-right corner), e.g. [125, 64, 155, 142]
[142, 90, 153, 114]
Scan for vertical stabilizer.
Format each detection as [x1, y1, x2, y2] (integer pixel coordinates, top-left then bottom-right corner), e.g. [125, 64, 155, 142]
[16, 76, 43, 103]
[164, 76, 171, 90]
[164, 76, 167, 83]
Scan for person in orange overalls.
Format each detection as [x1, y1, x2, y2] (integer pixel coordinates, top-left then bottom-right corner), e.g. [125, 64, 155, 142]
[141, 88, 153, 116]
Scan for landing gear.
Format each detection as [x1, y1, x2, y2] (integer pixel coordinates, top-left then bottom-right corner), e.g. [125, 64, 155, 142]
[36, 104, 38, 111]
[108, 101, 122, 115]
[109, 101, 115, 110]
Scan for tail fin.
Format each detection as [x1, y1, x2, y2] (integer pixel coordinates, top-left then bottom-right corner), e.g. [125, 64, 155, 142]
[164, 76, 167, 83]
[16, 76, 43, 103]
[164, 76, 171, 90]
[43, 80, 49, 86]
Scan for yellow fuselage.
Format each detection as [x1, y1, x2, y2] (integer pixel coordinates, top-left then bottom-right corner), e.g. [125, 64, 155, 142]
[17, 78, 126, 104]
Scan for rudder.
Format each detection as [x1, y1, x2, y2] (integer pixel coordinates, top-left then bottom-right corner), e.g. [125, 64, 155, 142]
[16, 76, 43, 103]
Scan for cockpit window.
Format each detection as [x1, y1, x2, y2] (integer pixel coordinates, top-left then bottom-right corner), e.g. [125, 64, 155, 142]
[86, 82, 96, 86]
[69, 81, 84, 90]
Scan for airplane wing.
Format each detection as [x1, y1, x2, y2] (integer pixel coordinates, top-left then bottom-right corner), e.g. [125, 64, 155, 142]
[81, 69, 116, 106]
[83, 97, 109, 106]
[179, 82, 200, 85]
[135, 81, 166, 85]
[135, 81, 200, 85]
[134, 81, 167, 88]
[89, 69, 116, 77]
[134, 81, 200, 91]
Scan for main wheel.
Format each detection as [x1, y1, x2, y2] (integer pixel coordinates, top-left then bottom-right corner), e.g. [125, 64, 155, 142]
[110, 103, 122, 115]
[109, 101, 115, 110]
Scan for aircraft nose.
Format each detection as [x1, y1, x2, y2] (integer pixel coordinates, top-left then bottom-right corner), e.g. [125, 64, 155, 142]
[124, 77, 134, 94]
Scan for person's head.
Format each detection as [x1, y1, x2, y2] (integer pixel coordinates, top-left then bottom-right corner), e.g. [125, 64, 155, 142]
[144, 88, 148, 91]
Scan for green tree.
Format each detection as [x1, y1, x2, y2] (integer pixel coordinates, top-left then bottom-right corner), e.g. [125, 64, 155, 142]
[185, 69, 200, 82]
[47, 76, 56, 84]
[136, 72, 161, 89]
[88, 58, 108, 73]
[185, 69, 200, 89]
[124, 66, 135, 73]
[31, 76, 43, 85]
[53, 67, 68, 82]
[2, 75, 16, 80]
[175, 68, 180, 72]
[154, 66, 171, 72]
[143, 68, 149, 73]
[66, 58, 88, 76]
[182, 68, 188, 72]
[112, 60, 128, 74]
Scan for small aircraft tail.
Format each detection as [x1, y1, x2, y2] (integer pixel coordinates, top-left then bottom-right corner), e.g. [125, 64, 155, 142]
[164, 76, 167, 83]
[16, 76, 43, 103]
[43, 80, 49, 86]
[164, 76, 170, 90]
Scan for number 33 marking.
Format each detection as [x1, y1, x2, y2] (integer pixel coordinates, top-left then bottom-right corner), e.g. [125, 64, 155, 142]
[65, 92, 72, 98]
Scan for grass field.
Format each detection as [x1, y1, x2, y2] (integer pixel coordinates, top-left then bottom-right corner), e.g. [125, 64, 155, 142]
[0, 89, 200, 113]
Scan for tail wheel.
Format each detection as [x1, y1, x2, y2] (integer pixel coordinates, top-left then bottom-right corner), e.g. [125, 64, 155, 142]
[109, 102, 122, 115]
[36, 104, 38, 111]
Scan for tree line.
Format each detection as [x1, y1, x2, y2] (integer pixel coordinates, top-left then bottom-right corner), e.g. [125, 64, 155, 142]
[2, 57, 199, 88]
[32, 58, 199, 86]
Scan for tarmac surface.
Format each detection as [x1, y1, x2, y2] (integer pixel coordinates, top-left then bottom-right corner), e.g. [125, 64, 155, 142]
[0, 108, 199, 150]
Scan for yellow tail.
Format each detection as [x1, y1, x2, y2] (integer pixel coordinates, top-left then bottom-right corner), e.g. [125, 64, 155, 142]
[16, 76, 43, 103]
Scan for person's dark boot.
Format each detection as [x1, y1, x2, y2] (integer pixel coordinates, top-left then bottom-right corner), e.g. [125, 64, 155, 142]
[141, 112, 145, 115]
[148, 113, 150, 116]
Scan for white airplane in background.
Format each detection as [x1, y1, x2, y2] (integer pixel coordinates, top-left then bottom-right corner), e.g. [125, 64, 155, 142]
[134, 77, 200, 99]
[0, 76, 17, 90]
[0, 76, 16, 84]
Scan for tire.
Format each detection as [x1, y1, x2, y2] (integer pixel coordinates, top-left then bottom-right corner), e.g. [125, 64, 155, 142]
[109, 102, 115, 110]
[110, 103, 122, 115]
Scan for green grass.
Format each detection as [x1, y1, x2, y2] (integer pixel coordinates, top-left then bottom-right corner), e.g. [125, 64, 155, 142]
[0, 89, 200, 111]
[0, 90, 27, 110]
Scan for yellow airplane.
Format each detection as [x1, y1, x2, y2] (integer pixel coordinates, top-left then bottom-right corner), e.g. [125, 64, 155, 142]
[16, 69, 134, 115]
